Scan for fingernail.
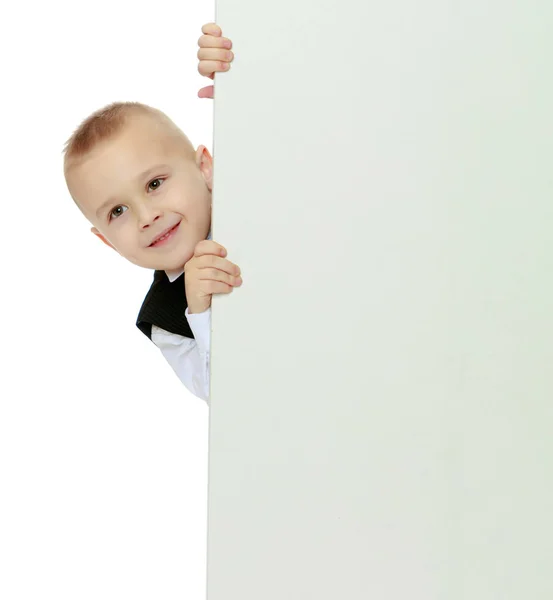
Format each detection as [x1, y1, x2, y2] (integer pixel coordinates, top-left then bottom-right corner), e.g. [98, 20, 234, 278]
[224, 39, 232, 48]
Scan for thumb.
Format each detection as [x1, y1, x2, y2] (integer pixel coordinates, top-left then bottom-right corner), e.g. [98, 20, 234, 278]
[198, 85, 214, 99]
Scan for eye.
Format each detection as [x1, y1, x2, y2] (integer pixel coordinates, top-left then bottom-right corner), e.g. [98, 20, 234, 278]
[109, 205, 127, 221]
[147, 178, 164, 192]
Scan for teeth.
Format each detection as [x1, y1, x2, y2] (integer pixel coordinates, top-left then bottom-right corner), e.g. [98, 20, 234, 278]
[153, 228, 174, 245]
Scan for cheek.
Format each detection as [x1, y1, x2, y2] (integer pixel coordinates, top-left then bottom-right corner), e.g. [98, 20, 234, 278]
[190, 190, 212, 219]
[184, 200, 210, 227]
[108, 224, 135, 253]
[171, 179, 211, 216]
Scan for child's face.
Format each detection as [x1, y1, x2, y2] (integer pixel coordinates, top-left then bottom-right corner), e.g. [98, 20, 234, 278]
[66, 113, 212, 272]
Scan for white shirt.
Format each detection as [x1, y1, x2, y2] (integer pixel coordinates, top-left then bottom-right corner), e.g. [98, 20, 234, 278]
[150, 266, 211, 403]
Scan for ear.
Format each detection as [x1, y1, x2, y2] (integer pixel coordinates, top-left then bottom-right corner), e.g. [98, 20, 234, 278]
[195, 145, 213, 191]
[91, 227, 117, 251]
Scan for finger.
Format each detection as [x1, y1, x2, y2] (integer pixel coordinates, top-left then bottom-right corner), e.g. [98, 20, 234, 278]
[198, 34, 232, 49]
[196, 256, 241, 276]
[198, 60, 230, 77]
[193, 240, 227, 258]
[191, 253, 240, 275]
[201, 280, 235, 295]
[199, 267, 242, 288]
[198, 85, 214, 99]
[201, 23, 222, 37]
[197, 48, 234, 63]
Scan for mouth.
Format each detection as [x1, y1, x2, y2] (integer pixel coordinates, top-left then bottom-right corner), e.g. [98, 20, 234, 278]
[148, 222, 181, 248]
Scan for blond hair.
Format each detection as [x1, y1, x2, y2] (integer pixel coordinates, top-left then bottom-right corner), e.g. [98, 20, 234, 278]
[63, 101, 195, 173]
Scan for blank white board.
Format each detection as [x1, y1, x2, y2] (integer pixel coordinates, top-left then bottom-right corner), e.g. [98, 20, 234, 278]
[207, 2, 553, 598]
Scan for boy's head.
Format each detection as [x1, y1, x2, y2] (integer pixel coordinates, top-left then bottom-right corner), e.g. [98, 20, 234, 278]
[64, 102, 213, 273]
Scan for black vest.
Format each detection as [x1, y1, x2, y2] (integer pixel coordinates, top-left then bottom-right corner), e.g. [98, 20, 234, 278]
[136, 270, 194, 341]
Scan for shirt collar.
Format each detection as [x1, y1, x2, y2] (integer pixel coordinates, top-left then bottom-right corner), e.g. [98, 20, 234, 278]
[164, 229, 212, 282]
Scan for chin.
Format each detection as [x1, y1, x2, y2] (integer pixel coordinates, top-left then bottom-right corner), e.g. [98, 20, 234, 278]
[158, 253, 193, 273]
[131, 243, 195, 272]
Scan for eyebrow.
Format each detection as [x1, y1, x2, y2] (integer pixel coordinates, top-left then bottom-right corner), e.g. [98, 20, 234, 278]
[95, 164, 171, 219]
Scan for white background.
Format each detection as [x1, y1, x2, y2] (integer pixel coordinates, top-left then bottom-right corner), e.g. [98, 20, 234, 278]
[2, 1, 553, 599]
[0, 2, 214, 598]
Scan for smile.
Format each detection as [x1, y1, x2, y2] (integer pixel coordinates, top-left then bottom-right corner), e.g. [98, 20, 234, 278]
[148, 222, 181, 247]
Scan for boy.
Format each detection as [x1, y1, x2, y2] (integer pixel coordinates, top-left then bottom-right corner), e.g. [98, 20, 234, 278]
[63, 23, 236, 403]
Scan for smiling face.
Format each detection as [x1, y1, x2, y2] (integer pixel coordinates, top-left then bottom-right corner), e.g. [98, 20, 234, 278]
[65, 112, 213, 272]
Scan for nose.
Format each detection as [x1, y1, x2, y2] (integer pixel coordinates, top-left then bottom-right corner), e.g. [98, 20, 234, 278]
[138, 204, 162, 230]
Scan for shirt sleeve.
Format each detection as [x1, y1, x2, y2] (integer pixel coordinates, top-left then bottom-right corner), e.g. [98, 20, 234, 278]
[150, 308, 211, 403]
